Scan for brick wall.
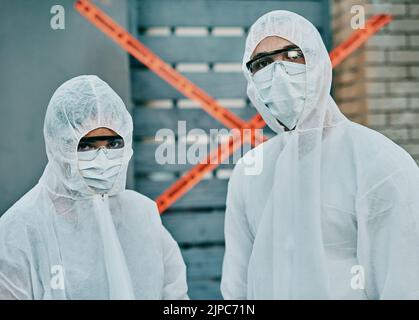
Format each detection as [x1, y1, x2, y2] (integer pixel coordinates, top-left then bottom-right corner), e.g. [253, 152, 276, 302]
[332, 0, 419, 162]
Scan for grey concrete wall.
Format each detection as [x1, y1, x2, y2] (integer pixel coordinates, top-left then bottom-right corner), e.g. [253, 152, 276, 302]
[0, 0, 131, 215]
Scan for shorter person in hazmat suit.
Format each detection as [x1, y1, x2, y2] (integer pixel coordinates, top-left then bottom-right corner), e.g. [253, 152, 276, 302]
[0, 75, 188, 300]
[221, 11, 419, 299]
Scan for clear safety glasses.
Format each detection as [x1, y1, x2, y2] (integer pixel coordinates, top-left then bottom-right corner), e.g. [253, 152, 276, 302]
[77, 135, 124, 152]
[77, 135, 125, 160]
[246, 46, 305, 75]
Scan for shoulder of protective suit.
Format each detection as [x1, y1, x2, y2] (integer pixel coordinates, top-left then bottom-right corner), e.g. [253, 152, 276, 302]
[115, 189, 163, 227]
[118, 189, 158, 210]
[0, 188, 39, 229]
[347, 122, 419, 193]
[348, 122, 415, 168]
[0, 201, 33, 252]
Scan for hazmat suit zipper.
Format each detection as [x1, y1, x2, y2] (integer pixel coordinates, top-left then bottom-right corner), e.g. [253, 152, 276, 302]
[93, 193, 135, 299]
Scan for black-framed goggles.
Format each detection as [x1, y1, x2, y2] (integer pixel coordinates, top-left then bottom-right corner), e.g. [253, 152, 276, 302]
[77, 135, 125, 152]
[246, 46, 304, 74]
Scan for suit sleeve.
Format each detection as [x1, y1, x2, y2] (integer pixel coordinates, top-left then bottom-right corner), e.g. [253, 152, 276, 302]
[221, 165, 254, 300]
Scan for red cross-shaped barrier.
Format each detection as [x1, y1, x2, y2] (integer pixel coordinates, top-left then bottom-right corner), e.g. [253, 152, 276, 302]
[75, 0, 392, 213]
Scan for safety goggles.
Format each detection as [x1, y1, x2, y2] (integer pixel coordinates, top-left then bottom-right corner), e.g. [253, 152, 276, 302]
[77, 146, 125, 162]
[246, 46, 305, 74]
[77, 135, 124, 152]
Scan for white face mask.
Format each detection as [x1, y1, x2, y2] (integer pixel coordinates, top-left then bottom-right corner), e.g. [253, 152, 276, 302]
[253, 60, 306, 130]
[78, 147, 124, 193]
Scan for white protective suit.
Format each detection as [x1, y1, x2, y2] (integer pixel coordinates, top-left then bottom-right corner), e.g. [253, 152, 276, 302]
[0, 75, 188, 300]
[221, 11, 419, 299]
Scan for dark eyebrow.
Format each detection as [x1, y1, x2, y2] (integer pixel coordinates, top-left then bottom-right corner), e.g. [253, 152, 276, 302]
[251, 44, 299, 60]
[79, 135, 123, 143]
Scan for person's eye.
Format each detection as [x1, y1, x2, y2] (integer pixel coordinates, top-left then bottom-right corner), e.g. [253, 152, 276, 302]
[285, 50, 304, 61]
[77, 142, 95, 152]
[252, 57, 273, 73]
[108, 139, 124, 149]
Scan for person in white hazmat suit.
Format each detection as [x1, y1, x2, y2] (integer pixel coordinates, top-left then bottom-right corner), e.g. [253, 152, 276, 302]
[221, 10, 419, 299]
[0, 75, 188, 300]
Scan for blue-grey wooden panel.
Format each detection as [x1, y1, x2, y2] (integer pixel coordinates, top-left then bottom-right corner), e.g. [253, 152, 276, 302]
[131, 28, 323, 64]
[187, 280, 223, 300]
[132, 36, 246, 64]
[133, 107, 267, 136]
[135, 0, 325, 28]
[177, 246, 224, 299]
[136, 178, 228, 209]
[131, 71, 247, 100]
[162, 211, 225, 245]
[134, 142, 252, 173]
[182, 246, 224, 280]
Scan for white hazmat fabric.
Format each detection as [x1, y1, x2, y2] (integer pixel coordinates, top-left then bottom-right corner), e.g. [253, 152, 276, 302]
[0, 75, 188, 300]
[221, 10, 419, 299]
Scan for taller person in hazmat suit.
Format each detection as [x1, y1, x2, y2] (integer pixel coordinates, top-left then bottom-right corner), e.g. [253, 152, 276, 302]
[0, 75, 188, 299]
[221, 11, 419, 299]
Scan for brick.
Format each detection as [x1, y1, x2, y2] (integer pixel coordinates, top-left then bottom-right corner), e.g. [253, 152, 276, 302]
[335, 81, 366, 100]
[410, 97, 419, 110]
[334, 27, 353, 44]
[411, 67, 419, 78]
[367, 34, 407, 48]
[389, 50, 419, 63]
[411, 128, 419, 140]
[365, 3, 407, 15]
[399, 143, 419, 157]
[367, 97, 408, 111]
[410, 35, 419, 47]
[348, 113, 367, 125]
[365, 66, 408, 79]
[336, 70, 360, 84]
[368, 113, 387, 126]
[335, 51, 364, 70]
[331, 3, 340, 17]
[379, 128, 409, 141]
[366, 82, 387, 95]
[332, 1, 352, 18]
[388, 112, 419, 126]
[340, 1, 361, 16]
[339, 101, 365, 116]
[389, 20, 419, 32]
[389, 81, 419, 95]
[365, 50, 386, 63]
[409, 4, 419, 16]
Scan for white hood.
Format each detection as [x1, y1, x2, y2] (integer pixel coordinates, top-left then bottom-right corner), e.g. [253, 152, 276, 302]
[243, 10, 346, 134]
[42, 75, 133, 198]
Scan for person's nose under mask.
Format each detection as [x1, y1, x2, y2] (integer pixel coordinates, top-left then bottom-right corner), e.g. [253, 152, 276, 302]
[78, 147, 124, 193]
[252, 60, 306, 131]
